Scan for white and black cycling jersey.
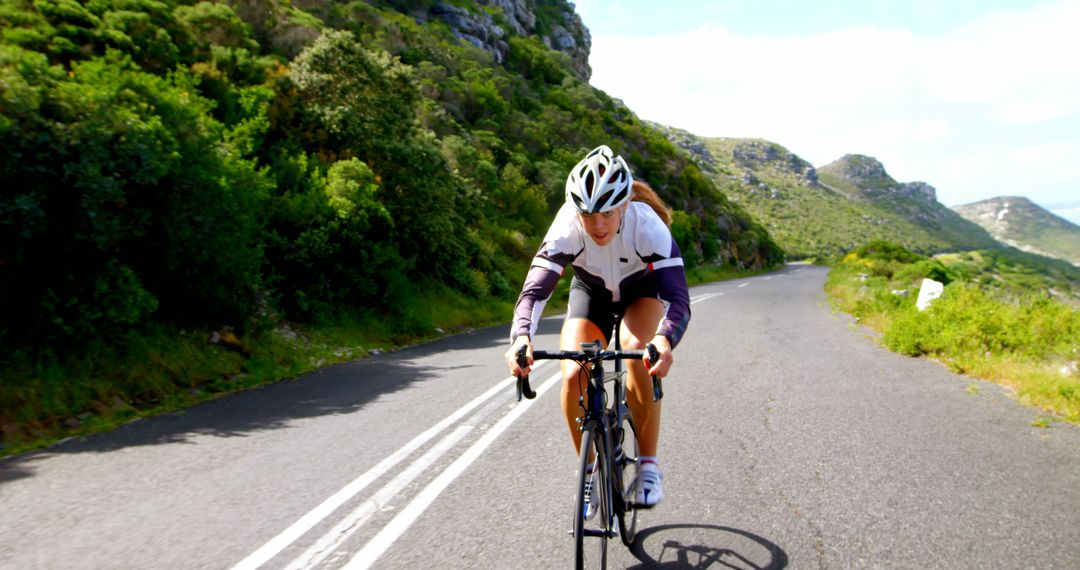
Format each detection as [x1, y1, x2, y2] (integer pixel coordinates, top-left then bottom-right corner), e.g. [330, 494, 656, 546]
[511, 201, 691, 347]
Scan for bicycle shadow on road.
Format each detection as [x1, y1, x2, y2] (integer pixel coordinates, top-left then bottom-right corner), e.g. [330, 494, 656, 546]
[627, 523, 788, 569]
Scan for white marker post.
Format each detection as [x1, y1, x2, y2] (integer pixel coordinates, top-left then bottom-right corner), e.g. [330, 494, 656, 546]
[916, 278, 944, 311]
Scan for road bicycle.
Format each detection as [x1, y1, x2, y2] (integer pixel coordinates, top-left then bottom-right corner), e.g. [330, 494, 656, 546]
[516, 316, 663, 569]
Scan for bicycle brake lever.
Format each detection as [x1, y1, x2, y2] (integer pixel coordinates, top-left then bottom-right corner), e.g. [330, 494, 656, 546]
[515, 344, 536, 401]
[646, 343, 664, 402]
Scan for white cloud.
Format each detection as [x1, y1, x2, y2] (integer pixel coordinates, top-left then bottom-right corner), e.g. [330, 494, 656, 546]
[993, 97, 1073, 126]
[586, 1, 1080, 206]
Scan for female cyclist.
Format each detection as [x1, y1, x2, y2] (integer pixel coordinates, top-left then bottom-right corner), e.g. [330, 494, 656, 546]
[504, 145, 691, 508]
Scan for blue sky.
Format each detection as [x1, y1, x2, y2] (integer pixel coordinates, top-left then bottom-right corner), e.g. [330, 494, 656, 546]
[574, 0, 1080, 224]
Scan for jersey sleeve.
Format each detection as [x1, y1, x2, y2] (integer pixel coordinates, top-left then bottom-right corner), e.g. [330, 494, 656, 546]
[634, 206, 691, 348]
[510, 205, 583, 342]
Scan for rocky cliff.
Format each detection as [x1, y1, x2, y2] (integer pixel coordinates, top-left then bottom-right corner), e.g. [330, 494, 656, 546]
[729, 140, 819, 188]
[818, 154, 934, 201]
[401, 0, 591, 80]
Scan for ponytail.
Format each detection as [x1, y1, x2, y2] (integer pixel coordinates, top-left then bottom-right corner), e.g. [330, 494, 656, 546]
[631, 181, 672, 227]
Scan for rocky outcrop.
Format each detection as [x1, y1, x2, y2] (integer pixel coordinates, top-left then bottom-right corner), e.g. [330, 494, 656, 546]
[430, 4, 509, 61]
[820, 155, 938, 202]
[821, 154, 891, 186]
[901, 181, 936, 202]
[731, 140, 818, 187]
[645, 121, 716, 168]
[424, 1, 591, 81]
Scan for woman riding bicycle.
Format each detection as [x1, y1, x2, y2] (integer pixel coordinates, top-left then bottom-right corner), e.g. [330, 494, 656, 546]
[504, 145, 691, 507]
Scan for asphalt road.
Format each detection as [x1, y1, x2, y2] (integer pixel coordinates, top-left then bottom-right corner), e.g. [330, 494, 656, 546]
[3, 264, 1080, 569]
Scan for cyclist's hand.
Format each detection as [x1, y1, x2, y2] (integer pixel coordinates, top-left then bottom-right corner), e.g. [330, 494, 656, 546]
[505, 336, 534, 378]
[644, 335, 673, 378]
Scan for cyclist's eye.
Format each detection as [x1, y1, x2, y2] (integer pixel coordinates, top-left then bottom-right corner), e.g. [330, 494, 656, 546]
[602, 211, 615, 219]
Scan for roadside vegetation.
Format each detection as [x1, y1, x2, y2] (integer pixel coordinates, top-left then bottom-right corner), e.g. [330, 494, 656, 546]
[0, 283, 516, 456]
[0, 262, 767, 457]
[0, 0, 783, 455]
[826, 241, 1080, 423]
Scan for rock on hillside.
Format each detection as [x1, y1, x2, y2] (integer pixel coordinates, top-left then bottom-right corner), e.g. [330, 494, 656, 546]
[728, 139, 819, 188]
[818, 154, 933, 201]
[404, 0, 591, 80]
[953, 196, 1080, 266]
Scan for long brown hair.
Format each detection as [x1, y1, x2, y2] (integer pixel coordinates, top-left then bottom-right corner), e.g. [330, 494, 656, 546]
[631, 181, 672, 227]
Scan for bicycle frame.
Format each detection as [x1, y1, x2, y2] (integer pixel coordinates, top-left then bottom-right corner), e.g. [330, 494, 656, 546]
[513, 316, 662, 566]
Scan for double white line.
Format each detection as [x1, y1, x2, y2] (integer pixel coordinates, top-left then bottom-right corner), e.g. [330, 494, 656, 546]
[231, 362, 561, 570]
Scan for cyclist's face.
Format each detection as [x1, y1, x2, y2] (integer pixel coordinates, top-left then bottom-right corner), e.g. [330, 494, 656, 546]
[578, 206, 623, 246]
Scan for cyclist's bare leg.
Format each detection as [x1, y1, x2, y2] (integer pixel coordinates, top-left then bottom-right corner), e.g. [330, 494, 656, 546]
[559, 317, 607, 454]
[619, 297, 665, 458]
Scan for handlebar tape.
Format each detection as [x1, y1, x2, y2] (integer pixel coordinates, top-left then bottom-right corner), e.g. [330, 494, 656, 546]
[515, 344, 536, 401]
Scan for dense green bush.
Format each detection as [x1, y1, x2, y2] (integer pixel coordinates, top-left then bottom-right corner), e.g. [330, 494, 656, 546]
[0, 46, 269, 345]
[882, 285, 1079, 360]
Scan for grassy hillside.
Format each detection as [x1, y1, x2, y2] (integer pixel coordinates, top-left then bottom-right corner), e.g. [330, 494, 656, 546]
[655, 126, 999, 259]
[816, 154, 998, 252]
[935, 248, 1080, 306]
[953, 196, 1080, 266]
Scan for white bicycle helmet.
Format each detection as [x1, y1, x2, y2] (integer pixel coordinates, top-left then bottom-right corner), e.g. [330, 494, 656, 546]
[565, 145, 634, 213]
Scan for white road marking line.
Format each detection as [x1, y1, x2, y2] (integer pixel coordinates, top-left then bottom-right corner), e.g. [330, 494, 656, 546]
[690, 292, 722, 305]
[286, 425, 474, 570]
[343, 371, 564, 570]
[229, 361, 550, 570]
[738, 282, 749, 288]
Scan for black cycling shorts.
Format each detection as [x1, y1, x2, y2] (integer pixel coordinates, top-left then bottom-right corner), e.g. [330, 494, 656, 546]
[566, 273, 660, 343]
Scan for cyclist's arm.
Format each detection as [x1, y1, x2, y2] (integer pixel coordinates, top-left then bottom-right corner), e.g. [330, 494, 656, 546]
[635, 208, 691, 349]
[510, 262, 562, 343]
[510, 207, 582, 343]
[507, 247, 572, 378]
[653, 239, 690, 348]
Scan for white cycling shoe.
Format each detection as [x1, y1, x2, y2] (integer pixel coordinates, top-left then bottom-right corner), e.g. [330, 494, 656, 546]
[635, 462, 664, 507]
[583, 463, 598, 520]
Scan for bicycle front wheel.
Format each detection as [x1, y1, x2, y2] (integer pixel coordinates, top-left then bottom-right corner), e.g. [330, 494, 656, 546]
[574, 422, 610, 569]
[615, 415, 640, 547]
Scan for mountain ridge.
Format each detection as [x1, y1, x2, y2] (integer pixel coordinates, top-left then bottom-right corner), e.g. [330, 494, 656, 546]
[652, 124, 998, 259]
[953, 196, 1080, 266]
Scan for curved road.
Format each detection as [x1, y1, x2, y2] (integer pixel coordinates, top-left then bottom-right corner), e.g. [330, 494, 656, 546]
[2, 264, 1079, 569]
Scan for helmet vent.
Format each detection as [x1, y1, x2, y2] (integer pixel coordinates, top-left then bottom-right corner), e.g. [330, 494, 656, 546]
[595, 189, 614, 210]
[609, 188, 628, 207]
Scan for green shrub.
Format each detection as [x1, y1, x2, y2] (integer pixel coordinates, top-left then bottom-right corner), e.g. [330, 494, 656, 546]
[0, 49, 269, 346]
[894, 258, 954, 286]
[831, 241, 1080, 421]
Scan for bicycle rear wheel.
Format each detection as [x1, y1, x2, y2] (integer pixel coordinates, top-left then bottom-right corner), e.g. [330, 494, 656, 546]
[574, 422, 610, 569]
[615, 414, 640, 546]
